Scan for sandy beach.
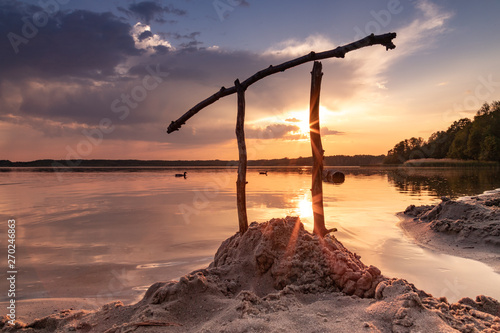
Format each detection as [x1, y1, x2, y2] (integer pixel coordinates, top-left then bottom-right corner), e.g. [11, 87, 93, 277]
[400, 191, 500, 273]
[3, 215, 500, 332]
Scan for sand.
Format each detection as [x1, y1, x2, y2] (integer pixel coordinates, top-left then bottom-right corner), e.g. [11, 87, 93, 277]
[400, 191, 500, 273]
[2, 216, 500, 332]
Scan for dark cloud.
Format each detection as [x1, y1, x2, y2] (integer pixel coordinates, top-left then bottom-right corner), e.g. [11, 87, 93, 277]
[163, 31, 202, 50]
[0, 2, 141, 81]
[165, 32, 201, 40]
[119, 1, 186, 24]
[138, 30, 154, 41]
[153, 45, 169, 55]
[179, 40, 203, 49]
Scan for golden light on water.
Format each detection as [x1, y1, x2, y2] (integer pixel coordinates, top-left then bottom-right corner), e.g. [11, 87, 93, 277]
[288, 192, 314, 229]
[297, 194, 313, 218]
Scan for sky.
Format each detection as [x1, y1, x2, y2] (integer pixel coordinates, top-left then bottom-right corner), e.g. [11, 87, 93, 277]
[1, 0, 500, 161]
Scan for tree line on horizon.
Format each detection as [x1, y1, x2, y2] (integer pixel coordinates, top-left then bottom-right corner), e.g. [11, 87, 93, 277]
[0, 155, 385, 168]
[384, 101, 500, 164]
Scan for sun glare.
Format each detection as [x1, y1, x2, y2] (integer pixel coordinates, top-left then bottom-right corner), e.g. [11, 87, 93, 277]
[285, 111, 310, 136]
[298, 195, 313, 218]
[286, 106, 335, 137]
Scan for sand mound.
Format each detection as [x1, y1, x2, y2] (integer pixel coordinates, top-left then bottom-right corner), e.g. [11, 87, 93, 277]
[404, 192, 500, 249]
[211, 217, 384, 297]
[3, 217, 500, 332]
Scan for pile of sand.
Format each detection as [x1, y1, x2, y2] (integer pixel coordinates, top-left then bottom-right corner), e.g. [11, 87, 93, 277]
[3, 217, 500, 332]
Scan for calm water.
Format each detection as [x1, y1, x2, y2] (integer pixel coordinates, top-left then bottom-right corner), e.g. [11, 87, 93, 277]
[1, 166, 500, 305]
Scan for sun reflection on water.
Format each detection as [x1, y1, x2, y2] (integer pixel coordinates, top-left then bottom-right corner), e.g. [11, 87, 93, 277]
[288, 191, 314, 229]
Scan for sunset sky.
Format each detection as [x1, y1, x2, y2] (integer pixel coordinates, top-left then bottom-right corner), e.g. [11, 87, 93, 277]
[1, 0, 500, 161]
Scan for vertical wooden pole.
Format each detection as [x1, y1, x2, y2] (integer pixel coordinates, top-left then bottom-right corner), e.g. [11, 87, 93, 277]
[235, 79, 248, 234]
[309, 61, 328, 237]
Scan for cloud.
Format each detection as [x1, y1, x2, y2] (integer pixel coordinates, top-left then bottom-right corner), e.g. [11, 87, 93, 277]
[285, 118, 301, 123]
[131, 23, 173, 54]
[163, 32, 203, 49]
[321, 0, 454, 105]
[0, 3, 141, 81]
[265, 34, 335, 57]
[119, 1, 186, 24]
[321, 128, 344, 136]
[247, 124, 302, 140]
[138, 30, 153, 41]
[394, 1, 454, 56]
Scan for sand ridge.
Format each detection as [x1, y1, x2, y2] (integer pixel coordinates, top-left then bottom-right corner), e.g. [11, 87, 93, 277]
[400, 191, 500, 273]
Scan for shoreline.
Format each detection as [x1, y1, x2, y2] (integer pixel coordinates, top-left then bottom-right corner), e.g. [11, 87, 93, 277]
[0, 298, 107, 326]
[398, 191, 500, 273]
[398, 213, 500, 274]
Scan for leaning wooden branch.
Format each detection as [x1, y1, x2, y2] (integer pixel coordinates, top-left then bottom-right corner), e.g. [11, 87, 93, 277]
[166, 32, 396, 134]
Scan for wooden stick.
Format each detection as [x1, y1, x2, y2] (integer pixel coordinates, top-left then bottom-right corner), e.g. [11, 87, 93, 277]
[309, 62, 328, 237]
[235, 79, 248, 234]
[167, 32, 396, 134]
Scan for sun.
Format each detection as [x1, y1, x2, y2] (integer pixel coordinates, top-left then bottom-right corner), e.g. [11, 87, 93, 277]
[285, 111, 310, 137]
[286, 106, 333, 137]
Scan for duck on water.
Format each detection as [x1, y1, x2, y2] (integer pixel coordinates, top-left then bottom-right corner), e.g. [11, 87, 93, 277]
[175, 172, 187, 178]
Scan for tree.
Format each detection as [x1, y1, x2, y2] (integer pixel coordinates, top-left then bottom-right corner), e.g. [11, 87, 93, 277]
[466, 126, 483, 160]
[425, 131, 449, 159]
[384, 137, 424, 164]
[448, 126, 471, 159]
[385, 102, 500, 163]
[480, 135, 500, 161]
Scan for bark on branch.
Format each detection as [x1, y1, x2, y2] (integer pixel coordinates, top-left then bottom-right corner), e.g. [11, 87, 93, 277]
[309, 61, 328, 237]
[166, 32, 396, 134]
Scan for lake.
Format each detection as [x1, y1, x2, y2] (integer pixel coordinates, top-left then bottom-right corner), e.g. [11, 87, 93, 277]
[1, 166, 500, 305]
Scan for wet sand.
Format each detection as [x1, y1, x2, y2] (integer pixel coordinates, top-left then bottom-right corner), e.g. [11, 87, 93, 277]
[0, 298, 104, 325]
[399, 191, 500, 273]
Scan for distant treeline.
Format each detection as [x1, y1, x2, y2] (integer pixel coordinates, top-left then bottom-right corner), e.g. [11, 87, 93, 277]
[0, 155, 385, 168]
[384, 101, 500, 164]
